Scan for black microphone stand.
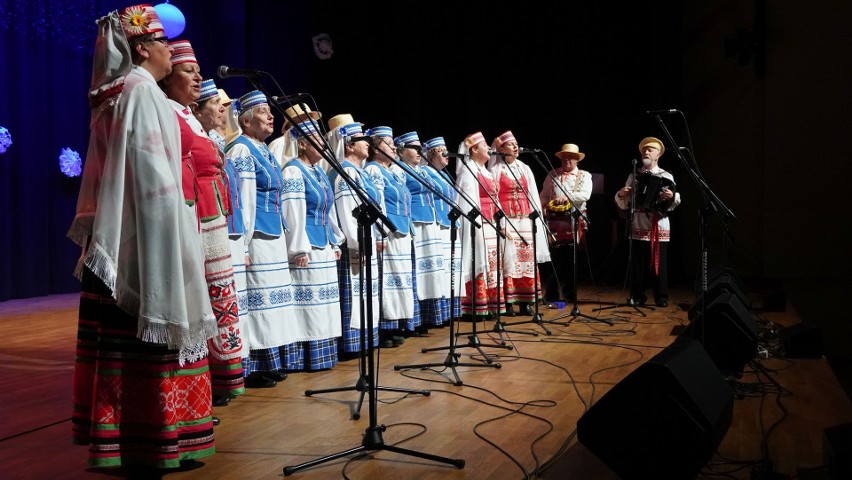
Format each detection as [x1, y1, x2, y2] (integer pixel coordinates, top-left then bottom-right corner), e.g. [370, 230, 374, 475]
[250, 85, 431, 420]
[593, 159, 655, 317]
[241, 82, 462, 474]
[418, 154, 513, 362]
[548, 200, 615, 326]
[381, 148, 518, 352]
[304, 200, 430, 419]
[285, 197, 464, 475]
[492, 152, 556, 335]
[453, 155, 523, 350]
[462, 155, 534, 344]
[522, 153, 614, 326]
[522, 150, 600, 305]
[394, 206, 497, 385]
[650, 112, 736, 338]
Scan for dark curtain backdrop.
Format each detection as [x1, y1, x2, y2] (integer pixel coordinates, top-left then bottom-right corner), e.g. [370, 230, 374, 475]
[0, 0, 683, 302]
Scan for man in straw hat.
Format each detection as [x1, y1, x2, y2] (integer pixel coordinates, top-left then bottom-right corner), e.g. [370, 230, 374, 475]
[67, 3, 217, 472]
[540, 143, 593, 303]
[615, 136, 680, 307]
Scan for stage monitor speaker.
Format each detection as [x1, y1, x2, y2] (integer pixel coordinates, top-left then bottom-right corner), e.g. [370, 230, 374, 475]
[689, 267, 750, 320]
[577, 337, 734, 480]
[683, 290, 758, 377]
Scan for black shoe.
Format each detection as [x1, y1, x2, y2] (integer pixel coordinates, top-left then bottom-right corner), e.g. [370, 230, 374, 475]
[391, 335, 405, 346]
[655, 300, 668, 307]
[631, 295, 648, 306]
[212, 395, 231, 407]
[519, 303, 534, 315]
[212, 417, 220, 426]
[504, 303, 516, 316]
[262, 370, 288, 382]
[380, 339, 395, 348]
[245, 373, 277, 388]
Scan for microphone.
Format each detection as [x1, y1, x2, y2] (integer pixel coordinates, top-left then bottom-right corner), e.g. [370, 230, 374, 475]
[518, 147, 538, 154]
[443, 152, 466, 159]
[217, 65, 263, 79]
[271, 93, 310, 104]
[646, 109, 679, 115]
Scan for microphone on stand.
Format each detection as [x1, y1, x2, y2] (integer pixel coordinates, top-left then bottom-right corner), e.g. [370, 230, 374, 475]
[443, 152, 466, 159]
[271, 93, 310, 104]
[646, 109, 679, 115]
[518, 147, 539, 154]
[217, 65, 264, 79]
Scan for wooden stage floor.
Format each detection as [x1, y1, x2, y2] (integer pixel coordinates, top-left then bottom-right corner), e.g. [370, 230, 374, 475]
[1, 285, 851, 479]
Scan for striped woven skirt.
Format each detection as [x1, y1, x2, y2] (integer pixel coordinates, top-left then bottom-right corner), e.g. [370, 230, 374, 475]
[71, 268, 215, 469]
[201, 217, 244, 398]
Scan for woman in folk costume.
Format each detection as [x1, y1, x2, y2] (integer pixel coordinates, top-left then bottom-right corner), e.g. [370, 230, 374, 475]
[268, 102, 322, 169]
[197, 87, 256, 383]
[162, 51, 244, 407]
[421, 136, 463, 323]
[455, 132, 511, 317]
[280, 121, 345, 370]
[394, 131, 444, 330]
[326, 114, 381, 354]
[487, 130, 550, 316]
[364, 126, 417, 348]
[68, 4, 216, 471]
[225, 90, 294, 388]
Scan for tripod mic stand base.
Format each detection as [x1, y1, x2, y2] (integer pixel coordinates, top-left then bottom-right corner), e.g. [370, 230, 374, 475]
[592, 297, 655, 317]
[283, 424, 466, 476]
[395, 350, 500, 386]
[548, 304, 616, 326]
[504, 311, 552, 335]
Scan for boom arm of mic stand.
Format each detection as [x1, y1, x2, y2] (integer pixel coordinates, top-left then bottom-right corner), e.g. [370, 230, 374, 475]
[257, 76, 395, 236]
[454, 156, 509, 240]
[651, 114, 735, 226]
[385, 153, 473, 225]
[497, 154, 557, 242]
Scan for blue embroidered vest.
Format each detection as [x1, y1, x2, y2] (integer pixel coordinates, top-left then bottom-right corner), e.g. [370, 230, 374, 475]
[405, 164, 436, 224]
[284, 159, 336, 248]
[229, 136, 287, 236]
[366, 161, 411, 235]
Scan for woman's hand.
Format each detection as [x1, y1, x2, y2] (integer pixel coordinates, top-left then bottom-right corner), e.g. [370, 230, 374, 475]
[294, 253, 309, 268]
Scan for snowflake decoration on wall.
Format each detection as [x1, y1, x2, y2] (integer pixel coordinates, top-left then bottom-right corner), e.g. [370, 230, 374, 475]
[59, 147, 82, 177]
[0, 126, 11, 154]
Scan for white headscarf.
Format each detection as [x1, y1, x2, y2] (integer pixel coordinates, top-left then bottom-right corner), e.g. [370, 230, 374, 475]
[68, 11, 216, 365]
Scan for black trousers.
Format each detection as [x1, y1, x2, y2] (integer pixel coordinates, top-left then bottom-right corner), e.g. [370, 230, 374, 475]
[545, 243, 577, 302]
[628, 239, 669, 304]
